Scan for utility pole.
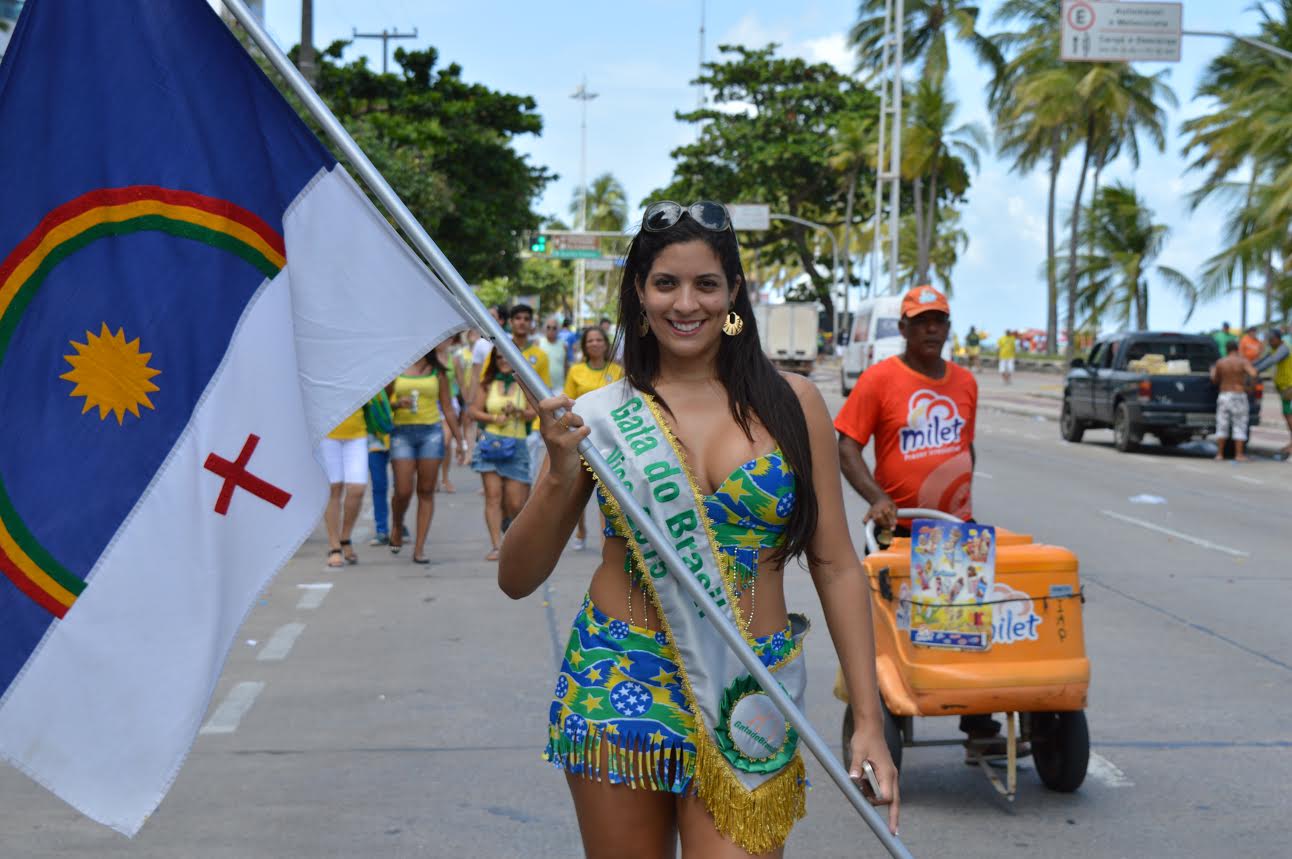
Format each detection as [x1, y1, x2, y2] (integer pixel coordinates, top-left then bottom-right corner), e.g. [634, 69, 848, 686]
[298, 0, 316, 86]
[697, 0, 707, 111]
[352, 27, 419, 75]
[868, 0, 904, 297]
[571, 77, 598, 326]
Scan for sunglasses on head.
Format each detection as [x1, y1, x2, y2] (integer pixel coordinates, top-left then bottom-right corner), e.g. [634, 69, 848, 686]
[642, 200, 731, 233]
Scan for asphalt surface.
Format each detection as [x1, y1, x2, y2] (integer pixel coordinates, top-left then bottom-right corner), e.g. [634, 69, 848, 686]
[2, 367, 1289, 857]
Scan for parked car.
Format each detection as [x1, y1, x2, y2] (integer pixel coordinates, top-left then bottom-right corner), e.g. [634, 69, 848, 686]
[1060, 332, 1262, 452]
[752, 302, 819, 374]
[841, 294, 904, 395]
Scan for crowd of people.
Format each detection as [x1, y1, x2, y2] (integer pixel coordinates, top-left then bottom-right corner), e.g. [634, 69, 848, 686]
[316, 307, 626, 569]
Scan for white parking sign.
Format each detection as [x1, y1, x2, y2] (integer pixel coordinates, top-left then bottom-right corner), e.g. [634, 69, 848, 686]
[1061, 0, 1183, 63]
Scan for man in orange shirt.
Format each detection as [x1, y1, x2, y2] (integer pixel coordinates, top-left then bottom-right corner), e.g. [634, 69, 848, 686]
[835, 284, 1003, 754]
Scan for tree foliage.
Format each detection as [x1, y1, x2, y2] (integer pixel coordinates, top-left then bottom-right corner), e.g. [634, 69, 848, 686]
[286, 40, 553, 282]
[651, 44, 882, 323]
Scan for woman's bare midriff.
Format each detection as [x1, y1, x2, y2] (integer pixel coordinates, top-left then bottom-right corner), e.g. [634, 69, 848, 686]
[587, 536, 790, 637]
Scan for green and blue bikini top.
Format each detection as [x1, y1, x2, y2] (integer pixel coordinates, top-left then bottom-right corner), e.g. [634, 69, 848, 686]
[597, 449, 797, 589]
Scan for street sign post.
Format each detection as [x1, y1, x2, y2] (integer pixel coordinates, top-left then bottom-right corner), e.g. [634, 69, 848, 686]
[728, 203, 771, 231]
[1061, 0, 1182, 63]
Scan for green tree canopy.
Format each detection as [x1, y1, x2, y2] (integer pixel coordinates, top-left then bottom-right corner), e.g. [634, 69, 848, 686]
[288, 40, 554, 282]
[651, 44, 882, 323]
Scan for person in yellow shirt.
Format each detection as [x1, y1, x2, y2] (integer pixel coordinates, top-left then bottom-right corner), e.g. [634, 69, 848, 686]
[319, 408, 368, 567]
[997, 329, 1018, 385]
[563, 326, 623, 550]
[469, 351, 537, 560]
[482, 304, 551, 486]
[386, 346, 465, 564]
[1255, 328, 1292, 458]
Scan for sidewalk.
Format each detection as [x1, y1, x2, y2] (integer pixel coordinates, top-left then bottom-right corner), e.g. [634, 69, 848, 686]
[973, 367, 1290, 455]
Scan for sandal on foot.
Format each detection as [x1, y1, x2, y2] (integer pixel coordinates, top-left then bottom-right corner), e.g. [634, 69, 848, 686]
[412, 555, 430, 565]
[326, 548, 344, 568]
[340, 539, 358, 565]
[485, 548, 499, 561]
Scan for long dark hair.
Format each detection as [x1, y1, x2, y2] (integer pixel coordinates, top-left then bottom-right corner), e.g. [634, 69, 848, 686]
[479, 348, 513, 387]
[617, 215, 817, 566]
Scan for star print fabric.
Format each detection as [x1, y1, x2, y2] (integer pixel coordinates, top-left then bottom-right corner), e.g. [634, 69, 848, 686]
[544, 594, 794, 793]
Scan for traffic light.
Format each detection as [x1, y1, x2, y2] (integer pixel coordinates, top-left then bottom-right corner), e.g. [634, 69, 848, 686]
[529, 233, 548, 254]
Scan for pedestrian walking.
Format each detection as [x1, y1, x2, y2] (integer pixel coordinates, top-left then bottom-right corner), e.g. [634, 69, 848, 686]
[318, 408, 367, 567]
[499, 200, 899, 856]
[1210, 340, 1257, 462]
[468, 351, 535, 561]
[436, 336, 469, 494]
[484, 304, 550, 484]
[965, 325, 981, 372]
[835, 284, 1008, 758]
[997, 328, 1017, 385]
[562, 325, 624, 550]
[538, 315, 568, 393]
[1254, 328, 1292, 459]
[387, 348, 466, 564]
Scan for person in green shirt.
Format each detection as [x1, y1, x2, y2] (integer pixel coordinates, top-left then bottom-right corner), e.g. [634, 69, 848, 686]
[1213, 321, 1237, 356]
[965, 326, 981, 373]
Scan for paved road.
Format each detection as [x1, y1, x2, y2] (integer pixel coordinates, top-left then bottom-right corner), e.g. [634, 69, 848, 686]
[3, 366, 1288, 857]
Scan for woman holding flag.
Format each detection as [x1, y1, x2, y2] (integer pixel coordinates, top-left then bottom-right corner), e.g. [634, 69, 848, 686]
[499, 201, 899, 856]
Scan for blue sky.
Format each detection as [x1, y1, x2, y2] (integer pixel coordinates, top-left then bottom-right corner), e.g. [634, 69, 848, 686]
[247, 1, 1271, 338]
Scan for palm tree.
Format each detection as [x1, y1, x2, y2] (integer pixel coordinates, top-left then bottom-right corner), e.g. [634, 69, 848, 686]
[569, 172, 627, 232]
[850, 0, 1001, 83]
[1181, 2, 1292, 328]
[901, 75, 987, 284]
[1065, 183, 1193, 331]
[1019, 62, 1174, 355]
[828, 113, 878, 294]
[990, 0, 1073, 353]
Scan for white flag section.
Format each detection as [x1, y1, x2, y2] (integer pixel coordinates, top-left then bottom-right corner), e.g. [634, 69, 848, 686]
[0, 163, 467, 835]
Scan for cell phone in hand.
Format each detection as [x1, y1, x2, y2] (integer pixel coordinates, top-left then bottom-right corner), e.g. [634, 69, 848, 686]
[858, 760, 883, 801]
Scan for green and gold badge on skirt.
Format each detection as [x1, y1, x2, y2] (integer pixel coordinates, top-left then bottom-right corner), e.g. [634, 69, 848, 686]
[715, 674, 800, 773]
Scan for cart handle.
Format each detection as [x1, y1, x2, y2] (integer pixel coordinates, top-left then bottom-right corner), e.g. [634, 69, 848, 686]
[864, 508, 962, 555]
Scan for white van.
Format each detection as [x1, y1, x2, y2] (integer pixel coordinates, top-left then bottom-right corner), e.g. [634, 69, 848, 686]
[841, 294, 904, 395]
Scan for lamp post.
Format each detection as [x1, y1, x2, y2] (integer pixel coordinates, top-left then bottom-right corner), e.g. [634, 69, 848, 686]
[770, 214, 840, 341]
[571, 77, 598, 326]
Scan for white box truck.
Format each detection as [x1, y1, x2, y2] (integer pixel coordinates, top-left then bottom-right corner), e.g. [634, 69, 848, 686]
[752, 302, 819, 374]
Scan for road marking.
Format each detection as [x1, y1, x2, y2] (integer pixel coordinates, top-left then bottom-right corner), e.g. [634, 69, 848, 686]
[1099, 510, 1250, 558]
[1087, 752, 1134, 788]
[257, 622, 306, 661]
[296, 582, 333, 610]
[200, 681, 265, 735]
[1232, 474, 1264, 485]
[974, 471, 994, 480]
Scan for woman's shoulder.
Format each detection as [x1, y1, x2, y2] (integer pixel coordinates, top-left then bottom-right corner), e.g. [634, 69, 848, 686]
[779, 370, 829, 420]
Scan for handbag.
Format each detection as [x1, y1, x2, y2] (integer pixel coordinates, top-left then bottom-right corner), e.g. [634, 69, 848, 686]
[477, 432, 517, 462]
[363, 390, 395, 435]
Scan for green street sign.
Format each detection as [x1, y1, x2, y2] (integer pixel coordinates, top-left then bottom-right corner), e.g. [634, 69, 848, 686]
[552, 249, 601, 259]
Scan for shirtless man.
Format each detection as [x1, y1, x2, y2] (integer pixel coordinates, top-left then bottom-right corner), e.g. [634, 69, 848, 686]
[1210, 340, 1256, 462]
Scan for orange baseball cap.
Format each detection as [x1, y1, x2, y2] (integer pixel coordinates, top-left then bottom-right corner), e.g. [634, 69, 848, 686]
[900, 284, 950, 319]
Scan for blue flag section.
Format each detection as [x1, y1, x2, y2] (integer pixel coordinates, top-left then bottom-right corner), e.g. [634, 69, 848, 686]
[0, 0, 469, 835]
[0, 0, 332, 695]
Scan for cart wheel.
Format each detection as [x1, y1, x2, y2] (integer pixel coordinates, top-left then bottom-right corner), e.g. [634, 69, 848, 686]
[1031, 710, 1089, 792]
[841, 701, 904, 772]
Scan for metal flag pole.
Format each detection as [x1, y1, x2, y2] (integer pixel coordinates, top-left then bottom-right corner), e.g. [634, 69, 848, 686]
[220, 3, 911, 855]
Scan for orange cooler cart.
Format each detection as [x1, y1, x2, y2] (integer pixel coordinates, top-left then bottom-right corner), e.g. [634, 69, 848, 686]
[836, 510, 1091, 799]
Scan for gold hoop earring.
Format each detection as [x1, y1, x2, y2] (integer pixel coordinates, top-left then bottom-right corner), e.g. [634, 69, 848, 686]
[722, 311, 744, 337]
[638, 311, 651, 337]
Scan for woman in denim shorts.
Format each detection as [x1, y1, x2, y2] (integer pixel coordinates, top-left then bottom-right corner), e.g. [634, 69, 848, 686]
[387, 346, 465, 564]
[467, 351, 534, 560]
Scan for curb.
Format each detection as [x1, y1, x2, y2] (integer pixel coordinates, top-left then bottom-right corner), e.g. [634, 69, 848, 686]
[981, 398, 1288, 458]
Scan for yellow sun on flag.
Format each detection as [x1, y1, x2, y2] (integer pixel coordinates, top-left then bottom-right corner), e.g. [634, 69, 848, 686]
[60, 323, 161, 424]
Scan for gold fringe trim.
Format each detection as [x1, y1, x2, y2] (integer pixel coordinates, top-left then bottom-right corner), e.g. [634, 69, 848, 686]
[696, 737, 807, 855]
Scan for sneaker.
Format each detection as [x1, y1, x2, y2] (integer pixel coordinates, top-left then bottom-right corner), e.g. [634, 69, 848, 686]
[369, 532, 389, 547]
[572, 538, 586, 551]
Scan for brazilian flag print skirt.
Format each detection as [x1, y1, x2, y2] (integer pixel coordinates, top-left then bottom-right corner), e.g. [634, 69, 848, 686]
[544, 594, 796, 793]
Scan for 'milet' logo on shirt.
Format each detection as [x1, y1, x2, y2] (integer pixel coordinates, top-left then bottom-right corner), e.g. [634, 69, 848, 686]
[899, 390, 965, 455]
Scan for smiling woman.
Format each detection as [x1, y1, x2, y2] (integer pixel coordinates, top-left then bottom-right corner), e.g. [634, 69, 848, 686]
[499, 201, 901, 856]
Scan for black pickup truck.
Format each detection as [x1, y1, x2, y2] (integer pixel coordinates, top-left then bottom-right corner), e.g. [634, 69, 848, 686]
[1059, 332, 1262, 452]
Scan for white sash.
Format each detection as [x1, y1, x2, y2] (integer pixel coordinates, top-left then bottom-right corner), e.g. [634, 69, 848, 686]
[574, 379, 808, 853]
